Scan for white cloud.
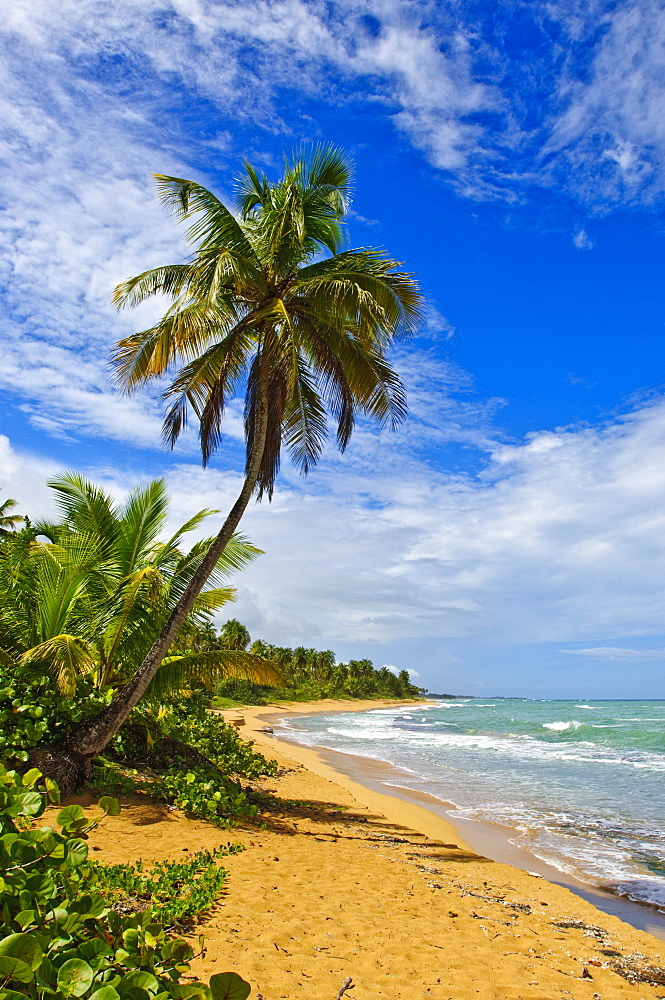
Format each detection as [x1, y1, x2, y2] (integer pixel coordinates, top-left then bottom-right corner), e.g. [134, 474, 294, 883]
[573, 228, 594, 250]
[563, 647, 665, 662]
[0, 0, 663, 452]
[384, 664, 420, 677]
[6, 390, 665, 652]
[543, 0, 665, 206]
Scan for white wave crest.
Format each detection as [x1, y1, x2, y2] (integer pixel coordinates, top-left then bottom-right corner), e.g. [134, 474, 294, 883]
[543, 720, 583, 731]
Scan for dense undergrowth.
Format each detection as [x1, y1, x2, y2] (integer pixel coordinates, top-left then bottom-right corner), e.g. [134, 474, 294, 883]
[0, 664, 277, 831]
[87, 844, 244, 929]
[0, 764, 251, 999]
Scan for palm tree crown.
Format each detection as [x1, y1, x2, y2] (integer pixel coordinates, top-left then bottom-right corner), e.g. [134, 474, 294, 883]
[113, 144, 422, 496]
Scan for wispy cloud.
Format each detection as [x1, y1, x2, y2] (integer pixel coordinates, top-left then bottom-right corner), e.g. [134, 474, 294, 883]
[541, 0, 665, 207]
[563, 647, 665, 662]
[573, 228, 594, 250]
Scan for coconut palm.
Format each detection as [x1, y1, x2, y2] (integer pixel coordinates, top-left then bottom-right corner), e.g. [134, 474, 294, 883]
[1, 474, 279, 700]
[46, 143, 422, 790]
[0, 496, 24, 537]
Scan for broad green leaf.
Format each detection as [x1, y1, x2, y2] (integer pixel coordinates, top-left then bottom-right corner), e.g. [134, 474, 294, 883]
[0, 933, 42, 970]
[122, 971, 160, 991]
[98, 795, 121, 817]
[13, 911, 36, 930]
[0, 957, 33, 984]
[21, 768, 42, 787]
[209, 973, 251, 1000]
[119, 988, 150, 1000]
[44, 777, 61, 804]
[65, 838, 88, 867]
[168, 988, 210, 1000]
[89, 989, 121, 1000]
[57, 804, 85, 829]
[13, 791, 44, 816]
[57, 958, 94, 997]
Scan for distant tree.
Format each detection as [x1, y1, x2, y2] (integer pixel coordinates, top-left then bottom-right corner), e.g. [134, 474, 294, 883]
[219, 618, 251, 650]
[0, 496, 24, 537]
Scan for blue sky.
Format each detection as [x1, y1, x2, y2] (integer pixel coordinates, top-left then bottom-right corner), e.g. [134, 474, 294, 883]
[1, 0, 665, 697]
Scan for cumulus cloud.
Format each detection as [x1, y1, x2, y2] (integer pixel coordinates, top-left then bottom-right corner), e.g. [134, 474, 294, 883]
[6, 390, 665, 651]
[384, 664, 420, 677]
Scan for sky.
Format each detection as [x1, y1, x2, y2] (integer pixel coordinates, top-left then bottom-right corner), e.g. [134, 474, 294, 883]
[1, 0, 665, 698]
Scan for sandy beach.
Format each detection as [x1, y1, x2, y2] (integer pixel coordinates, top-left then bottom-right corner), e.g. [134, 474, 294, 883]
[83, 699, 665, 999]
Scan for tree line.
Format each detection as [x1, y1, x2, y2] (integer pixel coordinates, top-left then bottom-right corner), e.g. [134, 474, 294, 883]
[192, 618, 423, 702]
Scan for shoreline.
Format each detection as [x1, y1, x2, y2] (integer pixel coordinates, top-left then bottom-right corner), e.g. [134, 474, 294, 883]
[224, 698, 665, 941]
[82, 695, 665, 997]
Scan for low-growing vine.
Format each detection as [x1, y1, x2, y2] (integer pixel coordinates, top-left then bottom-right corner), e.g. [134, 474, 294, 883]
[0, 764, 252, 1000]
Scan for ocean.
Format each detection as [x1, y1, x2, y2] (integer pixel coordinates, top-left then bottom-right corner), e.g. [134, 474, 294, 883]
[277, 699, 665, 912]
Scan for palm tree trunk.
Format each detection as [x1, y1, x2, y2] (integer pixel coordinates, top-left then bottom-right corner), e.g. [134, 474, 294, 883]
[33, 364, 270, 793]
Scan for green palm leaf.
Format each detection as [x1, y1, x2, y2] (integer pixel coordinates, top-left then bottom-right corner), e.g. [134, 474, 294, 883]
[146, 649, 282, 701]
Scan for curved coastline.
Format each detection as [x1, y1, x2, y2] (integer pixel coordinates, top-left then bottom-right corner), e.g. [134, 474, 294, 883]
[225, 698, 665, 942]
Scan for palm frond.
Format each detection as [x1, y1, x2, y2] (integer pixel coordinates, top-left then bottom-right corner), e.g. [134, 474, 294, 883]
[115, 479, 170, 574]
[113, 264, 196, 309]
[19, 634, 96, 697]
[145, 649, 282, 701]
[47, 472, 120, 554]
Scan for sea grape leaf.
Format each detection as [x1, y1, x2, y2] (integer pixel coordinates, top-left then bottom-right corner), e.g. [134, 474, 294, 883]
[122, 971, 160, 991]
[57, 805, 86, 831]
[0, 933, 42, 970]
[98, 795, 121, 817]
[0, 957, 33, 984]
[89, 989, 121, 1000]
[65, 838, 88, 867]
[57, 958, 94, 997]
[209, 973, 251, 1000]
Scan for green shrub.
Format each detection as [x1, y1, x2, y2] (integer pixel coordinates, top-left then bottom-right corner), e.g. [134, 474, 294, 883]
[0, 665, 111, 767]
[91, 762, 259, 829]
[155, 698, 277, 779]
[0, 764, 251, 999]
[151, 768, 259, 827]
[212, 679, 266, 706]
[87, 844, 244, 928]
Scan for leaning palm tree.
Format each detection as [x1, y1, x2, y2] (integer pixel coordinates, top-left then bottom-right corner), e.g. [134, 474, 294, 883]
[44, 144, 422, 790]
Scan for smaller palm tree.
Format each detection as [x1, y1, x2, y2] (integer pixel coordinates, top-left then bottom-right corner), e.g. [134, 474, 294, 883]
[0, 474, 280, 698]
[0, 496, 24, 537]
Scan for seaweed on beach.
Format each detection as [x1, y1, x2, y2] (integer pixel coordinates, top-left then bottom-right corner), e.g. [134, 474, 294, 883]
[608, 953, 665, 986]
[550, 917, 608, 939]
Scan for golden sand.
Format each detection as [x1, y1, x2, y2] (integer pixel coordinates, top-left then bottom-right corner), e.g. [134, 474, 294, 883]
[81, 699, 665, 999]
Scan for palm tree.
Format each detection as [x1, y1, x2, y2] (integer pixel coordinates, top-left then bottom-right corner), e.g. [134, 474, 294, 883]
[0, 496, 24, 537]
[1, 474, 279, 700]
[47, 144, 422, 791]
[219, 618, 251, 651]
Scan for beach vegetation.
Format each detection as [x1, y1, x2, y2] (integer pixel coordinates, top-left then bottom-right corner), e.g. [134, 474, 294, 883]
[0, 494, 25, 537]
[46, 143, 422, 792]
[87, 844, 243, 928]
[0, 763, 250, 999]
[0, 473, 279, 700]
[201, 621, 422, 702]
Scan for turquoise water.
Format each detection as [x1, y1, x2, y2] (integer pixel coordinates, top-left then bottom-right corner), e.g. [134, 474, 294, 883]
[280, 699, 665, 910]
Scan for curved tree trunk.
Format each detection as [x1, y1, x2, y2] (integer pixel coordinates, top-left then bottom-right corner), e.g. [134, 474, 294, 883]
[35, 363, 271, 793]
